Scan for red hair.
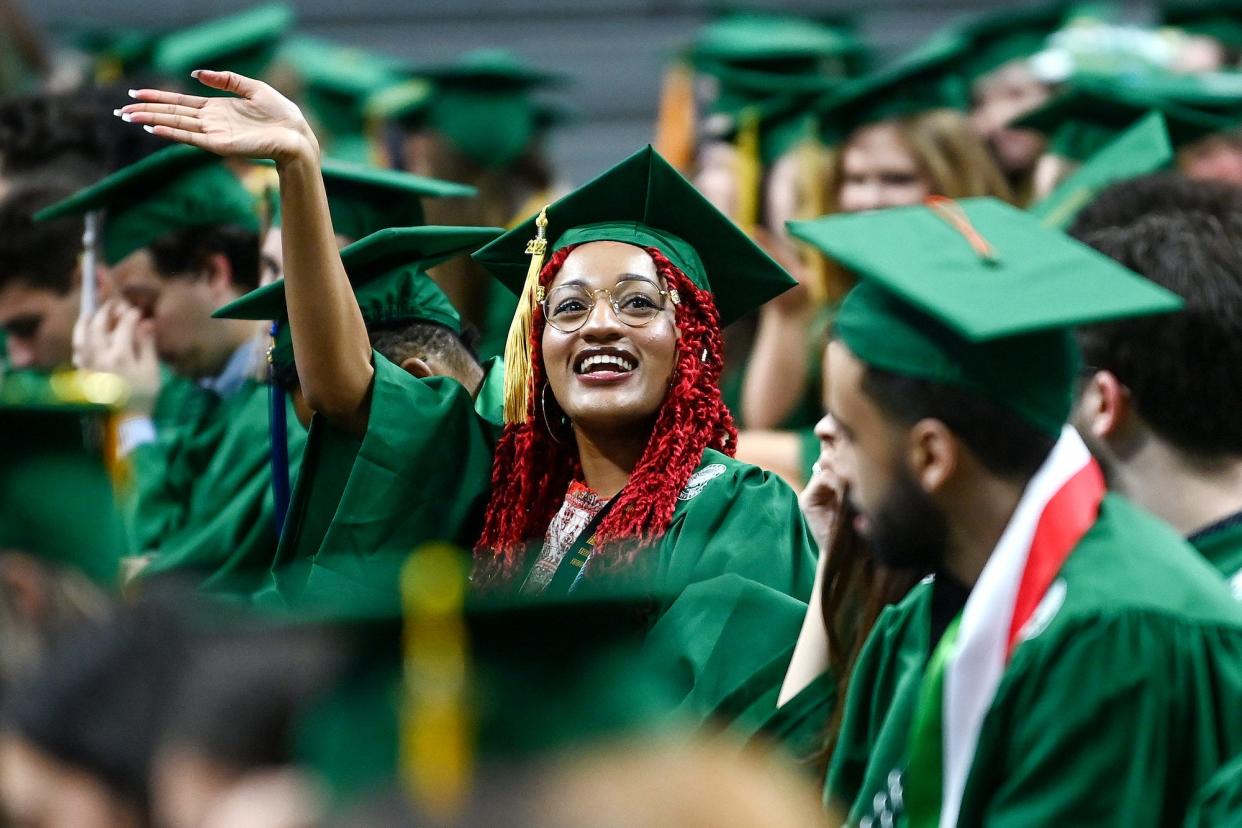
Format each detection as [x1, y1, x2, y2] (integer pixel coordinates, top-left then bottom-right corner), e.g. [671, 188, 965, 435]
[473, 244, 736, 585]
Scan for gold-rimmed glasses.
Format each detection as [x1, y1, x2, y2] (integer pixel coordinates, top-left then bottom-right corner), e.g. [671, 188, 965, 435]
[539, 278, 680, 333]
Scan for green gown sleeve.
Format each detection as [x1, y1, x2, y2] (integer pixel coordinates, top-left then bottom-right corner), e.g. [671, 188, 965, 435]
[960, 611, 1242, 827]
[641, 458, 820, 744]
[1184, 752, 1242, 828]
[272, 352, 500, 616]
[138, 382, 306, 594]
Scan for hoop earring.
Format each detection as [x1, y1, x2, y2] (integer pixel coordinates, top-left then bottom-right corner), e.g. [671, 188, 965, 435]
[541, 383, 570, 445]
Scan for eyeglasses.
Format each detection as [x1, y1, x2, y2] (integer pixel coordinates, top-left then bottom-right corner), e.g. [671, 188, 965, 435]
[538, 279, 680, 333]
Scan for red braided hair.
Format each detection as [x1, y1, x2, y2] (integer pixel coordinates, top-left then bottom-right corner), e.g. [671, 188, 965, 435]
[473, 244, 736, 586]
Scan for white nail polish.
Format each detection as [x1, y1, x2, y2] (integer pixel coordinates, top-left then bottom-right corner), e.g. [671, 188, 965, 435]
[143, 125, 155, 133]
[121, 113, 132, 123]
[127, 89, 138, 98]
[112, 108, 121, 116]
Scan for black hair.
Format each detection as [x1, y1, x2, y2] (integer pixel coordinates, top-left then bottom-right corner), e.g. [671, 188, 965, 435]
[0, 178, 83, 294]
[1073, 204, 1242, 460]
[273, 321, 481, 395]
[859, 366, 1057, 481]
[148, 224, 261, 292]
[1068, 172, 1242, 237]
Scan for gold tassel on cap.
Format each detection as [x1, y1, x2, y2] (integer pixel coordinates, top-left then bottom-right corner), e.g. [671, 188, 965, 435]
[502, 206, 549, 425]
[734, 107, 761, 236]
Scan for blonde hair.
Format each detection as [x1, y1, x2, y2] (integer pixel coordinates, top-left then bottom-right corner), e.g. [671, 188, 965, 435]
[825, 108, 1014, 212]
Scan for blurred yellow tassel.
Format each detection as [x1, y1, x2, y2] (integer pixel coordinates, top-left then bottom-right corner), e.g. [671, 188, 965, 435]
[502, 206, 549, 425]
[734, 107, 761, 236]
[798, 141, 829, 305]
[400, 544, 471, 818]
[653, 61, 697, 174]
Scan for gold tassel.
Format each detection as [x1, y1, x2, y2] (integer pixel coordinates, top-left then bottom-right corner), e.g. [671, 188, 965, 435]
[502, 206, 549, 425]
[400, 544, 471, 819]
[798, 141, 829, 305]
[653, 61, 697, 174]
[734, 107, 761, 236]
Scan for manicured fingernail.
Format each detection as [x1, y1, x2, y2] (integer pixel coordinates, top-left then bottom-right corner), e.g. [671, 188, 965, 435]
[121, 113, 132, 123]
[142, 125, 155, 133]
[190, 70, 201, 79]
[127, 89, 138, 98]
[112, 108, 121, 116]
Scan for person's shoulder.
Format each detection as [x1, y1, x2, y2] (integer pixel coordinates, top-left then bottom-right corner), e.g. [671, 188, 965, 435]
[1052, 494, 1242, 629]
[674, 448, 798, 507]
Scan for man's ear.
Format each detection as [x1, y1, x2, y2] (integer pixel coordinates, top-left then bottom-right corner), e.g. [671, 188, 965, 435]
[203, 253, 236, 297]
[907, 418, 958, 494]
[1079, 369, 1130, 441]
[399, 355, 434, 379]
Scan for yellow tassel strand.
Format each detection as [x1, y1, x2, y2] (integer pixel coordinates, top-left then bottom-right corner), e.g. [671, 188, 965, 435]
[400, 544, 471, 819]
[502, 206, 549, 425]
[734, 107, 762, 236]
[653, 61, 697, 174]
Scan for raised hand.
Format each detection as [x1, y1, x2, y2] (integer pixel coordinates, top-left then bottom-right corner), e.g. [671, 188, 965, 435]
[117, 70, 319, 166]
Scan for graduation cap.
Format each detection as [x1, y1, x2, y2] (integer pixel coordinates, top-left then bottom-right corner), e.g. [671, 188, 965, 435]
[1096, 68, 1242, 118]
[258, 157, 476, 241]
[788, 197, 1182, 434]
[471, 146, 796, 423]
[1164, 0, 1242, 50]
[214, 225, 501, 371]
[272, 36, 405, 163]
[288, 546, 686, 809]
[151, 3, 294, 85]
[1031, 111, 1175, 229]
[34, 144, 260, 266]
[380, 49, 569, 169]
[687, 11, 864, 76]
[1013, 76, 1239, 160]
[0, 371, 129, 585]
[816, 34, 975, 145]
[936, 2, 1105, 86]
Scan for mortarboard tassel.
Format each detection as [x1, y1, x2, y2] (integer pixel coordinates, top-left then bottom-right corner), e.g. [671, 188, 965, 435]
[268, 323, 291, 535]
[734, 106, 761, 236]
[501, 206, 549, 425]
[653, 60, 697, 174]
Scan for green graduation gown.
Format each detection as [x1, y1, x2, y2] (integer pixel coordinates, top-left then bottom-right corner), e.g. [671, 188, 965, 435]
[131, 378, 306, 593]
[260, 353, 504, 612]
[1191, 517, 1242, 600]
[826, 494, 1242, 827]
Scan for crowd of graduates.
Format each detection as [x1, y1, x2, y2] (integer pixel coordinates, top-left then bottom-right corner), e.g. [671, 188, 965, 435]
[4, 0, 1242, 825]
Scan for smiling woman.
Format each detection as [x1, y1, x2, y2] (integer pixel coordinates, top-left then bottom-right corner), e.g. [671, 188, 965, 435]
[116, 71, 823, 749]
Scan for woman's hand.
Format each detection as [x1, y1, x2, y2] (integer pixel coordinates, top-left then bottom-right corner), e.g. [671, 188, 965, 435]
[799, 414, 845, 554]
[118, 70, 318, 166]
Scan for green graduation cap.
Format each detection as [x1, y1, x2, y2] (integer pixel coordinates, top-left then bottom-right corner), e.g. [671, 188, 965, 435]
[1013, 76, 1239, 160]
[289, 548, 686, 808]
[0, 371, 129, 585]
[151, 3, 294, 85]
[383, 49, 569, 169]
[1165, 0, 1242, 50]
[260, 157, 476, 241]
[213, 225, 502, 372]
[273, 36, 405, 163]
[816, 33, 975, 145]
[788, 197, 1182, 435]
[1090, 68, 1242, 118]
[64, 24, 159, 81]
[1031, 111, 1175, 229]
[35, 144, 259, 266]
[472, 145, 796, 423]
[687, 11, 865, 76]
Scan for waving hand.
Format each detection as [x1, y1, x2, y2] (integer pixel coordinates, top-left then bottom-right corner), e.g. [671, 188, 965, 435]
[118, 70, 318, 165]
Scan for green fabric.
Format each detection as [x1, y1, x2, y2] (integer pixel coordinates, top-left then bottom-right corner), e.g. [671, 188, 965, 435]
[827, 495, 1242, 826]
[903, 615, 958, 828]
[1190, 519, 1242, 597]
[938, 2, 1087, 84]
[131, 378, 306, 594]
[0, 389, 127, 584]
[1184, 752, 1242, 828]
[214, 225, 499, 371]
[400, 49, 567, 168]
[687, 12, 863, 69]
[257, 157, 476, 239]
[152, 3, 293, 85]
[790, 198, 1181, 434]
[1014, 78, 1239, 161]
[35, 145, 259, 266]
[258, 352, 501, 616]
[1094, 69, 1242, 118]
[1031, 111, 1175, 229]
[473, 146, 797, 326]
[816, 34, 974, 144]
[1165, 1, 1242, 49]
